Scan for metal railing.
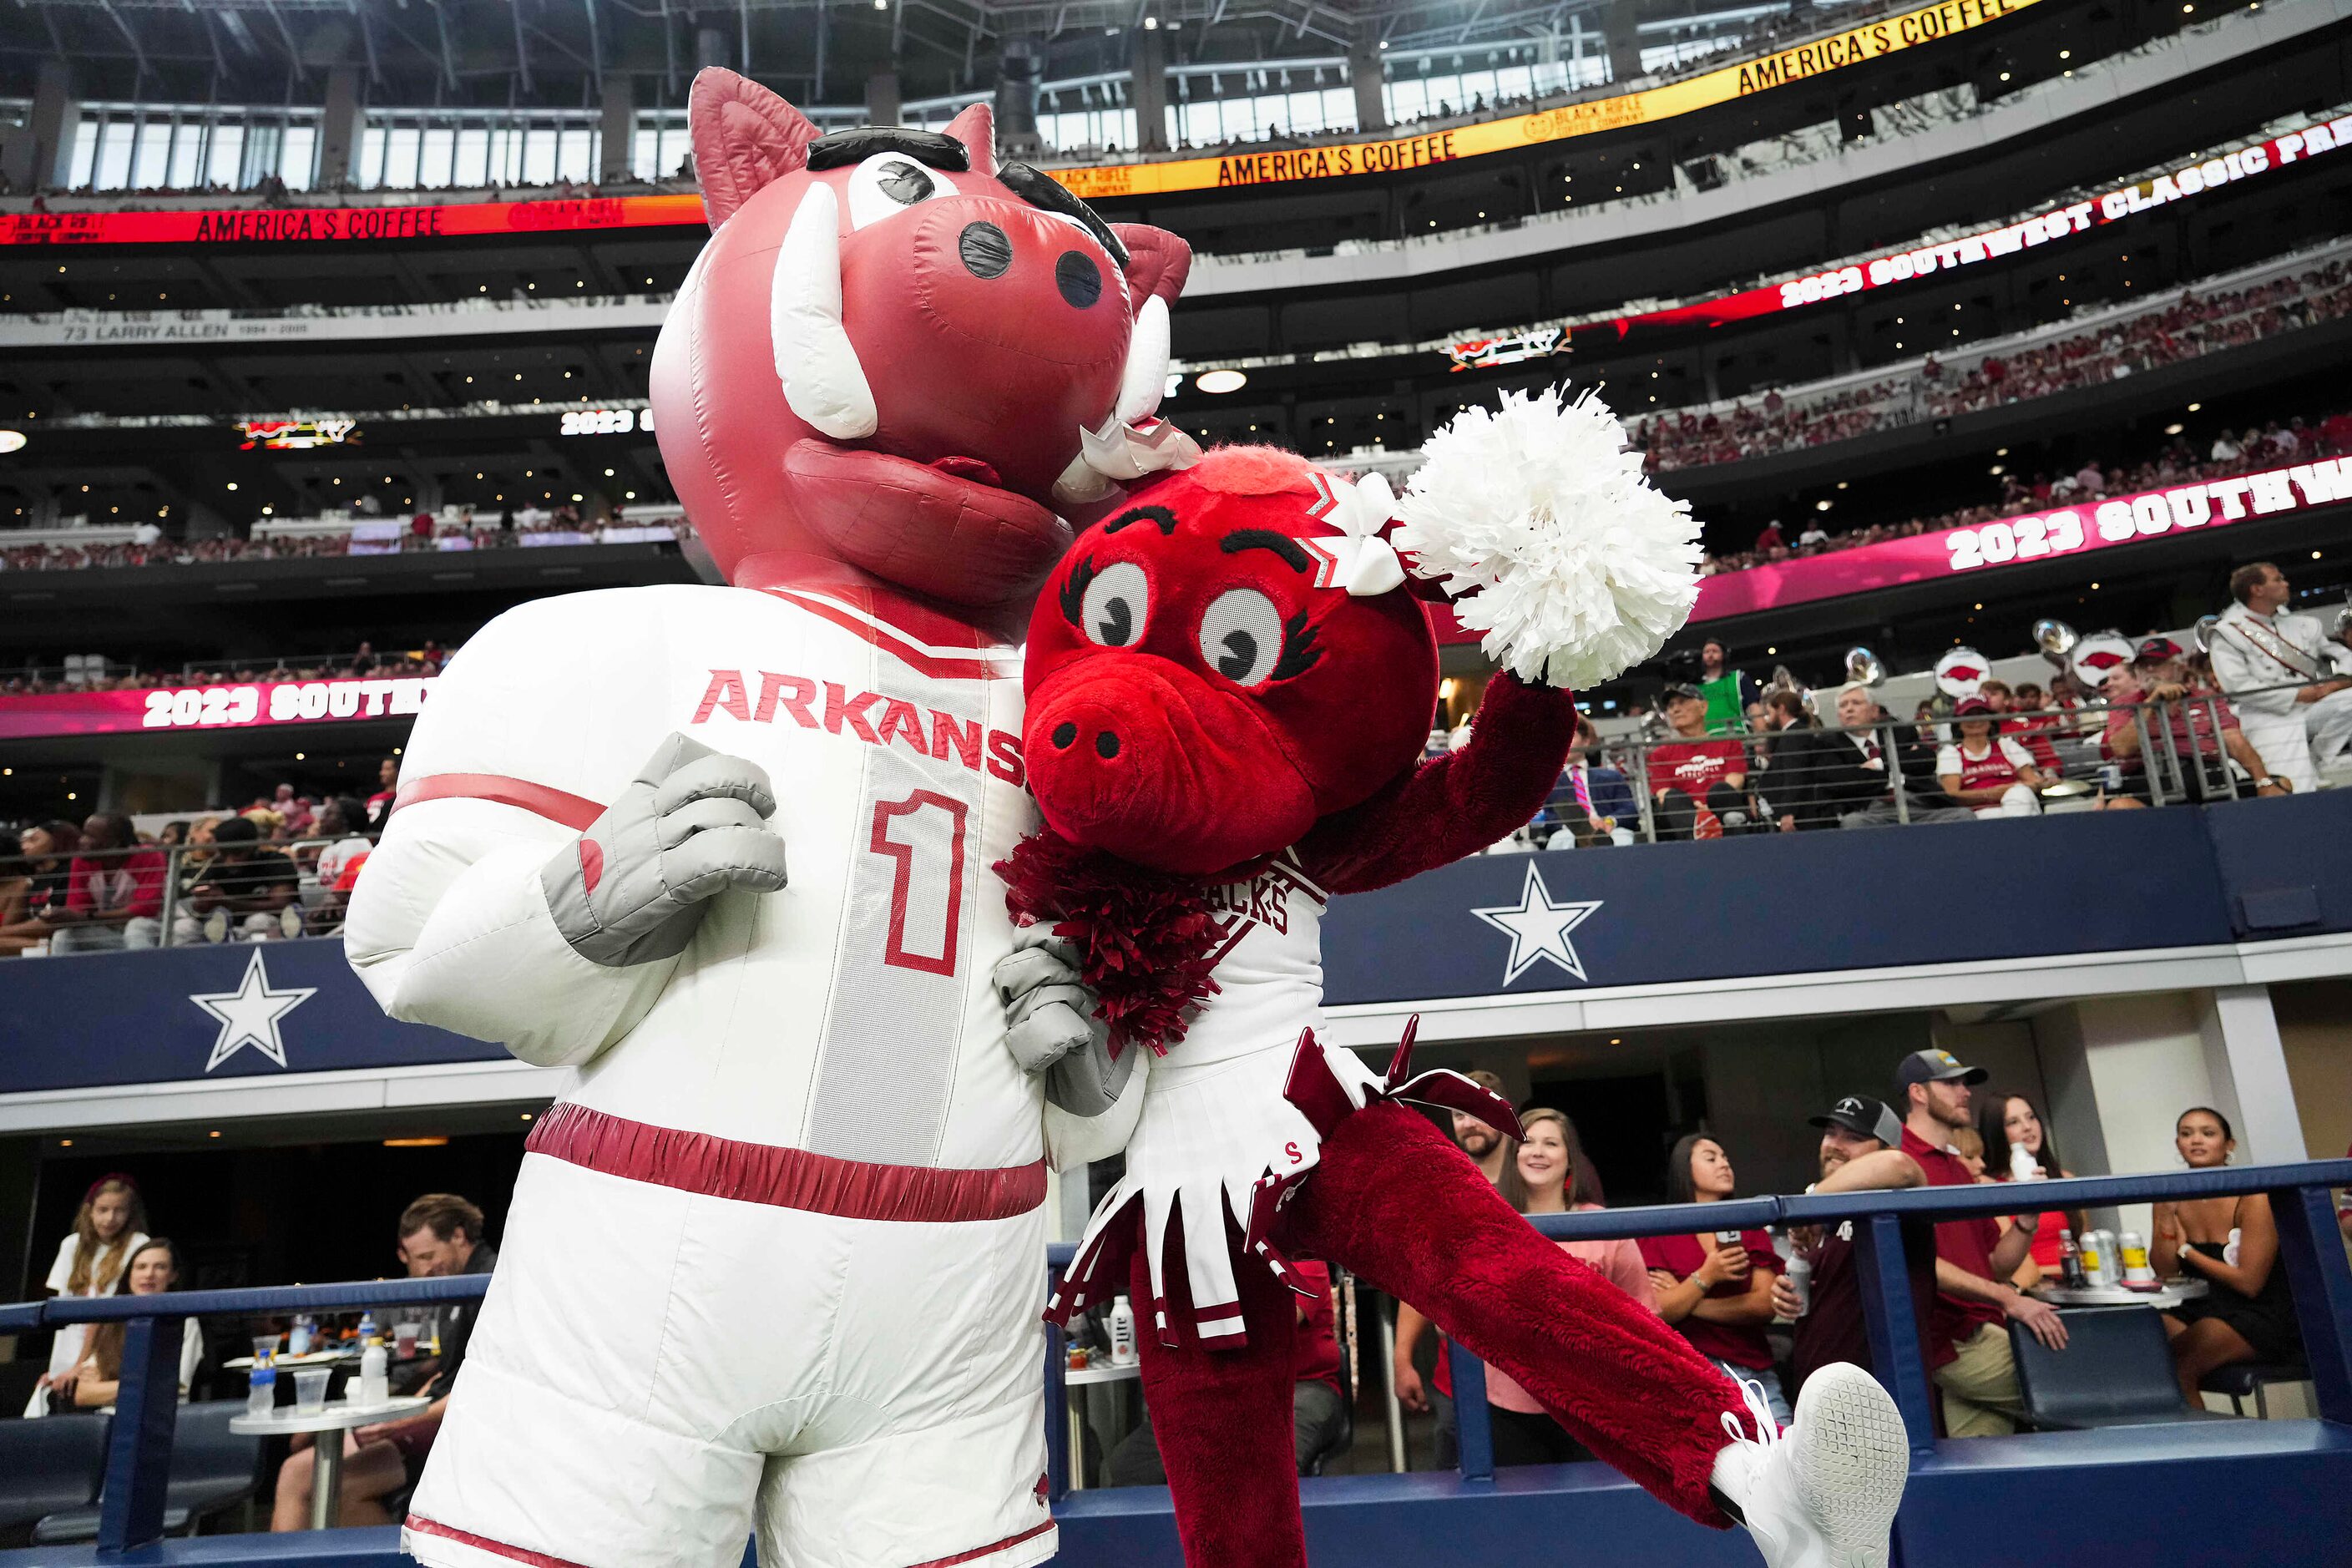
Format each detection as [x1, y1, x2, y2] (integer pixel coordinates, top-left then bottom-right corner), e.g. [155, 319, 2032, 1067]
[8, 832, 377, 955]
[1534, 682, 2327, 848]
[13, 1161, 2339, 1557]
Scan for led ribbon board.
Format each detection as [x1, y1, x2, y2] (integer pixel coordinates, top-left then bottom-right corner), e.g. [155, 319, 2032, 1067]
[1687, 458, 2352, 625]
[1055, 0, 2042, 199]
[0, 676, 435, 741]
[0, 195, 706, 247]
[1486, 112, 2352, 357]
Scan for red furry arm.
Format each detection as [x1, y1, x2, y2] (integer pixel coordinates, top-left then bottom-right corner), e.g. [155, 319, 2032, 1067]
[1297, 672, 1580, 895]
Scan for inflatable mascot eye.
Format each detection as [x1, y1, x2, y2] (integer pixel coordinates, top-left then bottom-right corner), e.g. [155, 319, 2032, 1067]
[1076, 560, 1150, 649]
[845, 153, 958, 230]
[1196, 588, 1286, 686]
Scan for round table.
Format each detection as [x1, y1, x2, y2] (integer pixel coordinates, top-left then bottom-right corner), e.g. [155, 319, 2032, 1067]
[1062, 1359, 1140, 1492]
[222, 1349, 362, 1372]
[2029, 1278, 2209, 1309]
[230, 1394, 430, 1529]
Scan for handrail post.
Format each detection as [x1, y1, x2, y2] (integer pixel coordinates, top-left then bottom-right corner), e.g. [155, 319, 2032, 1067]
[1852, 1212, 1936, 1459]
[95, 1312, 184, 1554]
[1886, 722, 1910, 825]
[157, 842, 181, 948]
[1633, 744, 1658, 845]
[1377, 1298, 1408, 1474]
[1445, 1339, 1495, 1482]
[2269, 1183, 2352, 1426]
[1044, 1292, 1072, 1500]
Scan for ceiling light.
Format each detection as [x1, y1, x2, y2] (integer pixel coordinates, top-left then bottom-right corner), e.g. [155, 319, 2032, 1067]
[0, 430, 23, 454]
[382, 1136, 450, 1148]
[1195, 369, 1248, 395]
[2165, 422, 2183, 435]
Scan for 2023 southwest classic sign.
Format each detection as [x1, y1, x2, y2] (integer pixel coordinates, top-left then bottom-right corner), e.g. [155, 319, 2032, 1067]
[1689, 457, 2352, 625]
[0, 0, 2037, 249]
[0, 675, 435, 741]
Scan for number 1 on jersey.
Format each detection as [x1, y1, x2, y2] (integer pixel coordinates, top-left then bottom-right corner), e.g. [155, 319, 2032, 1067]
[869, 791, 969, 975]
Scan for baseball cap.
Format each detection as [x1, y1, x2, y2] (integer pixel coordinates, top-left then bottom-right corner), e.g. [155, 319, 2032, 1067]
[1953, 696, 1994, 717]
[2135, 635, 2183, 665]
[1894, 1048, 1988, 1091]
[1808, 1095, 1904, 1147]
[1662, 683, 1705, 705]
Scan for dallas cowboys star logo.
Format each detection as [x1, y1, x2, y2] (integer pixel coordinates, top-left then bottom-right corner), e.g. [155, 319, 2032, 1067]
[1472, 864, 1603, 984]
[191, 948, 317, 1072]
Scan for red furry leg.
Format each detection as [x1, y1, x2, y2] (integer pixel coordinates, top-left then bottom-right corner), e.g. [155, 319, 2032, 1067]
[1282, 1103, 1744, 1527]
[1131, 1218, 1306, 1568]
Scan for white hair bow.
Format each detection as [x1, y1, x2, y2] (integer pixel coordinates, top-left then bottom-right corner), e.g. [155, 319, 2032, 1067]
[1303, 469, 1407, 596]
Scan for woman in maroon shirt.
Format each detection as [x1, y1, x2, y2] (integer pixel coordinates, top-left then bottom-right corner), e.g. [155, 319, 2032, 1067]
[1639, 1134, 1789, 1425]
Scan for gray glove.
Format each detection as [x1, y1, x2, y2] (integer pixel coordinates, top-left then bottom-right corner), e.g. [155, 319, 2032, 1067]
[541, 732, 789, 967]
[994, 928, 1133, 1115]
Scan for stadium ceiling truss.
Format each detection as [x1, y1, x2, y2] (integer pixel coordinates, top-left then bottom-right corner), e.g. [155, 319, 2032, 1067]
[0, 0, 1760, 107]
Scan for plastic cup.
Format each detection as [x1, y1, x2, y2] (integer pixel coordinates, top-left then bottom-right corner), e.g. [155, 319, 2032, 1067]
[394, 1323, 420, 1358]
[293, 1367, 331, 1416]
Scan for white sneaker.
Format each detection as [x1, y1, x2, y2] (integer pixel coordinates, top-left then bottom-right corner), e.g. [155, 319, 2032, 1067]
[1715, 1363, 1909, 1568]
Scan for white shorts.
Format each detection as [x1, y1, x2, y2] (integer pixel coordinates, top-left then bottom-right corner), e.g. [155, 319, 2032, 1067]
[402, 1149, 1055, 1568]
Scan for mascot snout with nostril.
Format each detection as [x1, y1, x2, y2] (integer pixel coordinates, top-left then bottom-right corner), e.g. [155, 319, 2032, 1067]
[345, 68, 1193, 1568]
[992, 402, 1913, 1568]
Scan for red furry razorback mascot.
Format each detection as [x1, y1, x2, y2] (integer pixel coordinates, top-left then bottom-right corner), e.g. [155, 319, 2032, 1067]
[991, 393, 1910, 1568]
[349, 69, 1194, 1568]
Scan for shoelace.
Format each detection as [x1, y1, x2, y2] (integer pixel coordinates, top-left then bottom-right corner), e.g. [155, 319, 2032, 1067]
[1718, 1374, 1784, 1454]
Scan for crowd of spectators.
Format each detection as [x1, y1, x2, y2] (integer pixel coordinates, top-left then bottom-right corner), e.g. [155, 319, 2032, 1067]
[0, 502, 678, 577]
[2, 640, 443, 696]
[1528, 604, 2352, 847]
[1631, 260, 2352, 483]
[0, 762, 392, 954]
[1388, 1050, 2308, 1467]
[21, 1172, 497, 1531]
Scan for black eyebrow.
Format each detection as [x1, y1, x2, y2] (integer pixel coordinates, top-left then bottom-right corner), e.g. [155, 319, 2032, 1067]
[996, 162, 1129, 267]
[1105, 505, 1178, 536]
[806, 128, 969, 173]
[1220, 529, 1313, 573]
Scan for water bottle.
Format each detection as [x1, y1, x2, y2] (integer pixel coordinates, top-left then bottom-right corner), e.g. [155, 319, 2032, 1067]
[288, 1313, 316, 1357]
[359, 1336, 389, 1408]
[1783, 1254, 1813, 1318]
[2121, 1231, 2155, 1286]
[247, 1357, 277, 1418]
[356, 1310, 378, 1345]
[2010, 1143, 2040, 1183]
[1106, 1295, 1138, 1368]
[2058, 1228, 2086, 1289]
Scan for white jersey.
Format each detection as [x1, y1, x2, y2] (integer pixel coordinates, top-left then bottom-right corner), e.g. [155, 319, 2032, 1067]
[348, 581, 1043, 1171]
[1052, 849, 1383, 1342]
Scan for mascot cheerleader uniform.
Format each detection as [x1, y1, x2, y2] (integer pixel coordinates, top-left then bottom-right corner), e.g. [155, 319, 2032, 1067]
[993, 398, 1910, 1568]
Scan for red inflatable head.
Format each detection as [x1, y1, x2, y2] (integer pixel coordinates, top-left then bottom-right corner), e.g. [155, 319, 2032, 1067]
[652, 70, 1195, 636]
[1021, 447, 1439, 875]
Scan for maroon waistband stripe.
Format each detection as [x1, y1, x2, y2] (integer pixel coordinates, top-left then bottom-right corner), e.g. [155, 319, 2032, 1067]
[396, 771, 606, 832]
[525, 1101, 1046, 1223]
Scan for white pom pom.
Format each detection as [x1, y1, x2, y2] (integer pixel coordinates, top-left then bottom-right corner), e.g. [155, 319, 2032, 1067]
[1393, 385, 1701, 690]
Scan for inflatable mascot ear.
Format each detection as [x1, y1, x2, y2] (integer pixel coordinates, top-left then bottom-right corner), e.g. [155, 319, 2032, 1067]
[650, 68, 1197, 632]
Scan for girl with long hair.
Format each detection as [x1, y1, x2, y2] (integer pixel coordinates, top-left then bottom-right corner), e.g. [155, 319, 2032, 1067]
[56, 1238, 203, 1411]
[1976, 1091, 2083, 1288]
[2152, 1107, 2301, 1403]
[28, 1174, 150, 1416]
[1641, 1135, 1790, 1425]
[1484, 1110, 1657, 1467]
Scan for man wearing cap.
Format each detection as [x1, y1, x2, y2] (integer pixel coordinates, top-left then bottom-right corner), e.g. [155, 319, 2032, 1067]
[1773, 1096, 1940, 1405]
[2104, 637, 2285, 803]
[1897, 1050, 2068, 1438]
[2210, 562, 2352, 792]
[1646, 684, 1751, 838]
[1935, 697, 2053, 817]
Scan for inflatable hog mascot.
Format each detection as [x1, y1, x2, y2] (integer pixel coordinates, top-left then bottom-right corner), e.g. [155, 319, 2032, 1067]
[346, 68, 1192, 1568]
[994, 396, 1910, 1568]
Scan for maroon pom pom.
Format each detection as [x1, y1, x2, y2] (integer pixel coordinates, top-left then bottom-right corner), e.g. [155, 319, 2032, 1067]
[996, 829, 1241, 1058]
